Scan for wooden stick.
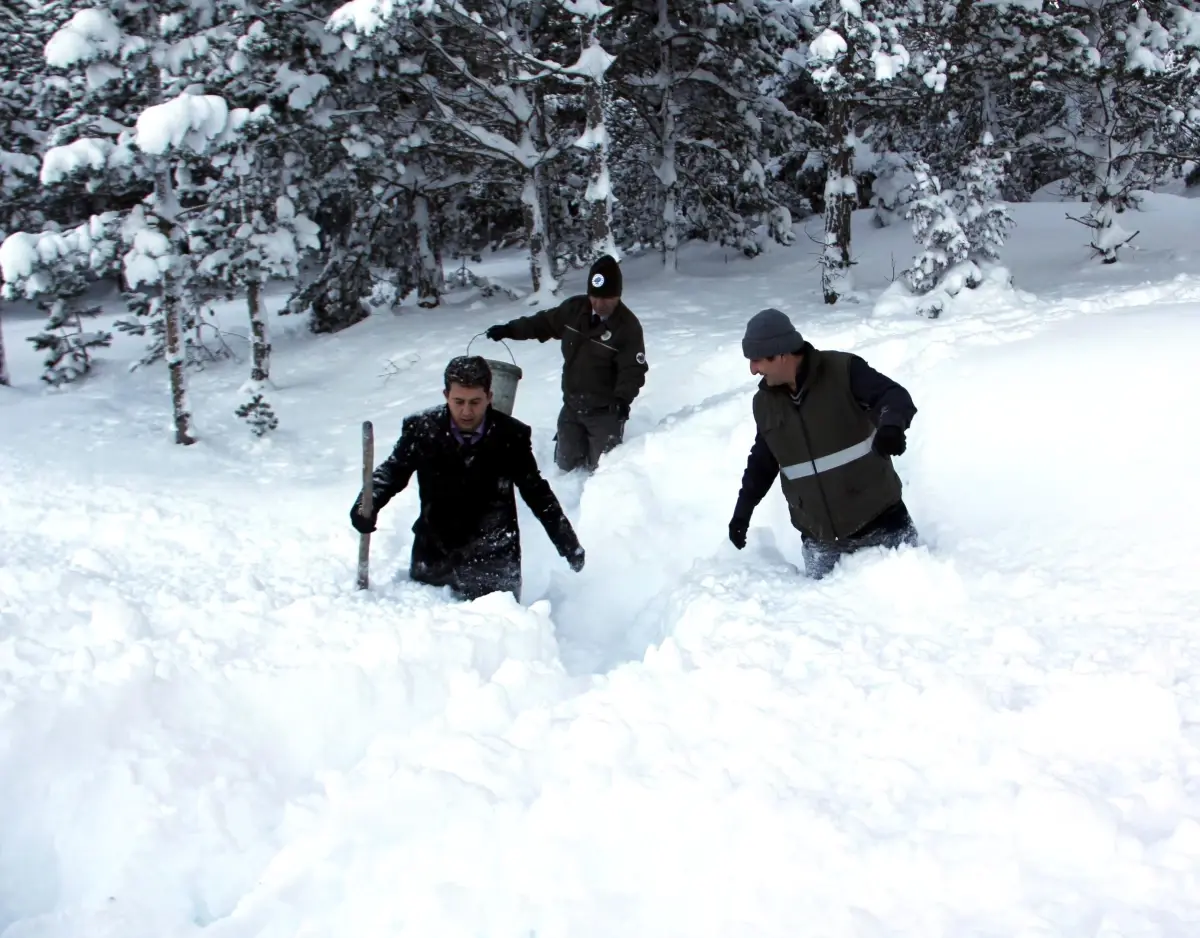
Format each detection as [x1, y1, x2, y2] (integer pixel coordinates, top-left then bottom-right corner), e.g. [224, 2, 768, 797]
[356, 420, 374, 590]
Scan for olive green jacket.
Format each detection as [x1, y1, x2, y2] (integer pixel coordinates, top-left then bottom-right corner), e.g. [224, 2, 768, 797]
[752, 349, 903, 542]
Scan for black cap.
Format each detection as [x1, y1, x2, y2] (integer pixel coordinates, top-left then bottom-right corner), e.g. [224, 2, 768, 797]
[587, 254, 622, 298]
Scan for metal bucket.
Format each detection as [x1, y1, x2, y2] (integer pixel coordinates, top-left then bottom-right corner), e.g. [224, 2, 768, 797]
[466, 332, 524, 416]
[486, 357, 523, 416]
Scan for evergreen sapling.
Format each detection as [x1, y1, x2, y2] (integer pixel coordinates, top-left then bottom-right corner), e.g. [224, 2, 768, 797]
[958, 134, 1014, 271]
[27, 266, 112, 386]
[903, 160, 973, 317]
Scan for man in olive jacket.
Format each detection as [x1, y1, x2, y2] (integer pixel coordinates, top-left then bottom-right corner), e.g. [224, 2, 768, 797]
[485, 254, 648, 473]
[727, 307, 920, 579]
[349, 356, 585, 602]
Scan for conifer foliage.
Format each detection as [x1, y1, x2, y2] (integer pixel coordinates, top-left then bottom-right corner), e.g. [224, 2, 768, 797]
[0, 0, 1197, 431]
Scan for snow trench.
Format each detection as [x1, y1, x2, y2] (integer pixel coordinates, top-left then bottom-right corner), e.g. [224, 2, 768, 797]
[2, 274, 1200, 937]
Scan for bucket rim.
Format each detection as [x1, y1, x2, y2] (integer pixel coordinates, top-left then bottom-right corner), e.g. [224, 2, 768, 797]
[485, 358, 523, 378]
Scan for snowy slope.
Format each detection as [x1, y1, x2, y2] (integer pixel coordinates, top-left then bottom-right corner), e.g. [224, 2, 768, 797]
[2, 198, 1200, 937]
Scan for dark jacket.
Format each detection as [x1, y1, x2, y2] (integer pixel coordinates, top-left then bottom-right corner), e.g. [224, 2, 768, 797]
[501, 295, 648, 412]
[353, 404, 581, 598]
[733, 346, 916, 543]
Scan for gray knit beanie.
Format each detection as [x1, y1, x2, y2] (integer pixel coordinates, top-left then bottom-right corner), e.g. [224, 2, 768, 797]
[741, 308, 803, 359]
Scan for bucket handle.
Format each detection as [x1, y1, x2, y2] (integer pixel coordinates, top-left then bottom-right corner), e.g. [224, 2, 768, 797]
[466, 331, 517, 367]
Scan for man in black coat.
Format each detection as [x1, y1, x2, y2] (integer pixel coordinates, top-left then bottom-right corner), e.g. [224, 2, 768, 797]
[349, 356, 585, 602]
[484, 254, 648, 473]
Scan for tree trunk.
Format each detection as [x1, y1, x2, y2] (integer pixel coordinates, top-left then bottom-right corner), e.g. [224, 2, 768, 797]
[144, 36, 193, 444]
[0, 311, 9, 386]
[412, 193, 445, 307]
[582, 27, 618, 259]
[521, 171, 557, 297]
[163, 288, 195, 445]
[154, 167, 195, 445]
[1080, 78, 1140, 264]
[657, 0, 679, 270]
[531, 87, 557, 268]
[248, 279, 270, 382]
[821, 98, 855, 304]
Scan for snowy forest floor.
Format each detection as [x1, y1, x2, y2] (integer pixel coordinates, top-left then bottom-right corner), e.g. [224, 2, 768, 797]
[3, 196, 1200, 937]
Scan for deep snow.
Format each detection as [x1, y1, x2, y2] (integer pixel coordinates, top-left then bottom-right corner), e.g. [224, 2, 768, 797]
[2, 196, 1200, 937]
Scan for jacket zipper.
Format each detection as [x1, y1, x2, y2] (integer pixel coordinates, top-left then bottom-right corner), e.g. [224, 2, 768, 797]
[796, 405, 840, 542]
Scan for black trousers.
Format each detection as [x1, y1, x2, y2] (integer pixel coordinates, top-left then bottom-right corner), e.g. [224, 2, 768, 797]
[800, 501, 919, 580]
[553, 403, 625, 472]
[409, 539, 521, 602]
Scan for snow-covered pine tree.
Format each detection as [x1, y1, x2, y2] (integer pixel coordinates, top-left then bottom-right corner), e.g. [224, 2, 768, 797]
[606, 0, 805, 266]
[889, 1, 1013, 191]
[0, 215, 122, 367]
[891, 141, 1011, 323]
[36, 1, 263, 444]
[36, 20, 198, 372]
[276, 6, 450, 329]
[0, 0, 48, 241]
[195, 133, 320, 436]
[330, 0, 573, 301]
[563, 0, 619, 260]
[1004, 0, 1200, 263]
[957, 133, 1013, 270]
[177, 7, 329, 434]
[867, 146, 915, 227]
[26, 264, 112, 386]
[0, 0, 107, 387]
[802, 0, 935, 303]
[903, 159, 973, 318]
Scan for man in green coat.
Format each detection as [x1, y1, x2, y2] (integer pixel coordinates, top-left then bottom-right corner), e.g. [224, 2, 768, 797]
[485, 254, 648, 473]
[728, 307, 920, 579]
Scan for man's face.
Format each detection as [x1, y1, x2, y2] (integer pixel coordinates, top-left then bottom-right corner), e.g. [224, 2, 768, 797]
[749, 353, 800, 386]
[444, 382, 491, 431]
[589, 295, 619, 318]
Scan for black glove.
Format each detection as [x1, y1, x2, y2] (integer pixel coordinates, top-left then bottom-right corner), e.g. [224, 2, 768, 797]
[567, 546, 585, 572]
[349, 501, 376, 534]
[615, 401, 630, 420]
[486, 324, 512, 341]
[873, 425, 907, 457]
[728, 516, 749, 550]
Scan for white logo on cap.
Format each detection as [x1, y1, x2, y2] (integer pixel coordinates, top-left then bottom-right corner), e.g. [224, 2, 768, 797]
[636, 352, 646, 365]
[591, 273, 605, 288]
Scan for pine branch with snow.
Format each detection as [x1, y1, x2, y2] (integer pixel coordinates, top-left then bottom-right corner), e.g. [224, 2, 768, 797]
[0, 213, 121, 299]
[0, 2, 55, 243]
[0, 210, 122, 383]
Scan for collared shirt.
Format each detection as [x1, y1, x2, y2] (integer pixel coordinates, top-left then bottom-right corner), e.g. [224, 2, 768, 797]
[451, 415, 486, 445]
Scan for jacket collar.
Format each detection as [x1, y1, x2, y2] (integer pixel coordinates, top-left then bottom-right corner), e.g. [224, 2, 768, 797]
[577, 294, 631, 333]
[439, 404, 493, 443]
[757, 342, 818, 394]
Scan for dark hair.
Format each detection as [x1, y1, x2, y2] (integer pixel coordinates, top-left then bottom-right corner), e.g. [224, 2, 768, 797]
[444, 355, 492, 393]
